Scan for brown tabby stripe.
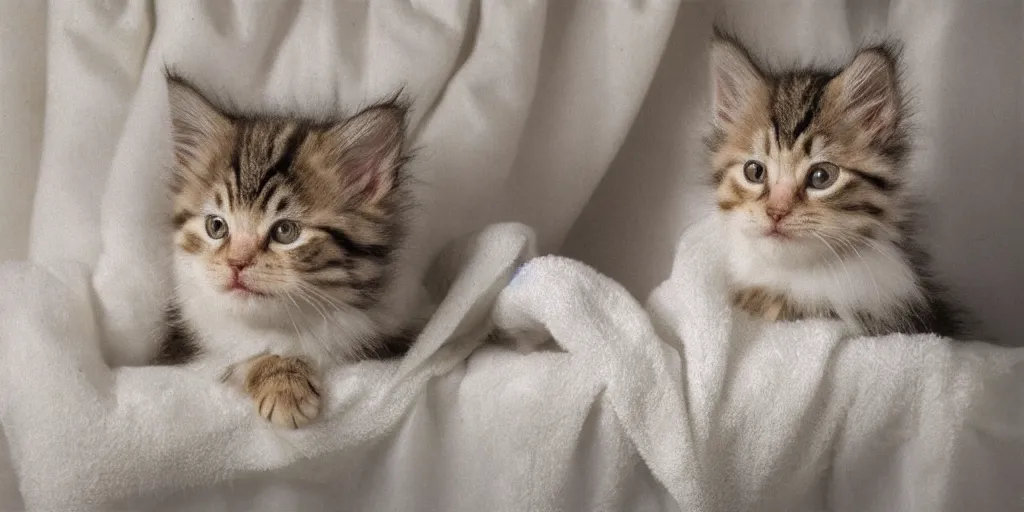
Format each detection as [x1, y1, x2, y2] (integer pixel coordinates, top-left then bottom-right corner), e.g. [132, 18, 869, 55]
[836, 201, 885, 217]
[717, 177, 753, 211]
[255, 126, 307, 195]
[172, 210, 195, 229]
[733, 287, 799, 321]
[275, 198, 290, 214]
[180, 232, 205, 254]
[367, 328, 417, 359]
[712, 158, 743, 185]
[733, 286, 839, 322]
[318, 226, 392, 260]
[769, 74, 834, 149]
[230, 123, 310, 205]
[243, 354, 320, 429]
[802, 136, 814, 156]
[846, 168, 895, 191]
[223, 178, 236, 210]
[258, 181, 280, 211]
[153, 301, 201, 365]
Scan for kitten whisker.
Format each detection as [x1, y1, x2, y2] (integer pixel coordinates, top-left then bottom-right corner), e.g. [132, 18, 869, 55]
[812, 233, 855, 291]
[820, 233, 883, 305]
[284, 291, 345, 367]
[843, 234, 919, 285]
[290, 287, 352, 365]
[295, 281, 351, 312]
[281, 291, 312, 352]
[828, 233, 930, 333]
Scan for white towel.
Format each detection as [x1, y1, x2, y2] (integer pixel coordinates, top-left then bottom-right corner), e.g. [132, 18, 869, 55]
[0, 223, 684, 511]
[645, 216, 1024, 511]
[3, 218, 1022, 511]
[2, 1, 1021, 510]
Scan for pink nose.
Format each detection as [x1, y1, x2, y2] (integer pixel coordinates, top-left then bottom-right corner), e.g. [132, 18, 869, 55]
[228, 259, 252, 273]
[766, 205, 791, 222]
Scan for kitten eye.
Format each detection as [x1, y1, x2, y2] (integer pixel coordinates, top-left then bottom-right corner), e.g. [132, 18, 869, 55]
[205, 215, 228, 239]
[807, 163, 840, 190]
[743, 160, 766, 184]
[271, 220, 301, 244]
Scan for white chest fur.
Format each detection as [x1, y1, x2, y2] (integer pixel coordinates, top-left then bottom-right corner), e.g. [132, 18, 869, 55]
[725, 228, 925, 325]
[174, 258, 382, 377]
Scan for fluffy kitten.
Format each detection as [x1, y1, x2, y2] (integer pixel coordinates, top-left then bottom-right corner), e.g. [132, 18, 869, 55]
[707, 32, 962, 338]
[155, 74, 418, 428]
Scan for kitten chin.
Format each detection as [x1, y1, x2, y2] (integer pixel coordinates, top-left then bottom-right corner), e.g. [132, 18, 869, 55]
[170, 253, 398, 372]
[707, 30, 964, 338]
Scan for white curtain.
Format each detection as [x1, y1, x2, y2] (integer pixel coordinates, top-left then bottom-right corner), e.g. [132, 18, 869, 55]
[1, 1, 1020, 343]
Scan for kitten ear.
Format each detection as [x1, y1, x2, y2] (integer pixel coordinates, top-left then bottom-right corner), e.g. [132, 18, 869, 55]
[166, 75, 231, 169]
[824, 47, 902, 141]
[709, 36, 767, 128]
[324, 103, 407, 204]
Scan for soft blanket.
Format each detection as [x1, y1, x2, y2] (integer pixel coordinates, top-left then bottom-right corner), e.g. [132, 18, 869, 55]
[3, 218, 1022, 511]
[1, 1, 1022, 511]
[3, 223, 686, 511]
[645, 217, 1024, 511]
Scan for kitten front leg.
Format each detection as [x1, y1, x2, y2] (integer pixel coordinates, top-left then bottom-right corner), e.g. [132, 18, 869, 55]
[228, 353, 322, 429]
[732, 287, 802, 322]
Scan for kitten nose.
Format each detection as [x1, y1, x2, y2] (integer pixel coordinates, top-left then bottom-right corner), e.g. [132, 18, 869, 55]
[228, 258, 253, 272]
[226, 236, 259, 272]
[766, 206, 791, 222]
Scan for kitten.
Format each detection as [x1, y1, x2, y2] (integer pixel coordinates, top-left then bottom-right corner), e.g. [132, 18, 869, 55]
[706, 32, 962, 338]
[154, 74, 419, 428]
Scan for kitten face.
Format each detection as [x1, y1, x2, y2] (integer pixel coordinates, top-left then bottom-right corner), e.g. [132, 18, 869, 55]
[708, 35, 908, 264]
[705, 35, 964, 338]
[166, 77, 408, 321]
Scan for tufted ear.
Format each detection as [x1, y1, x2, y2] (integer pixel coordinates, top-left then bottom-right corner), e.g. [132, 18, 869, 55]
[709, 35, 768, 128]
[823, 47, 902, 142]
[322, 102, 407, 204]
[165, 75, 231, 171]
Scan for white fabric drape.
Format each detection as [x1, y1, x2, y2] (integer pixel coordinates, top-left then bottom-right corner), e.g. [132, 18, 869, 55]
[2, 3, 1021, 342]
[0, 1, 1021, 510]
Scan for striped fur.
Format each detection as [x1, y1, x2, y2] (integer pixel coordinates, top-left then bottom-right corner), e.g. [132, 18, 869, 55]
[708, 31, 962, 338]
[157, 74, 418, 396]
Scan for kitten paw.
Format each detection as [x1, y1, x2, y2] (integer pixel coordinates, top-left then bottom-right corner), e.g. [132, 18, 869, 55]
[733, 287, 799, 322]
[244, 354, 322, 429]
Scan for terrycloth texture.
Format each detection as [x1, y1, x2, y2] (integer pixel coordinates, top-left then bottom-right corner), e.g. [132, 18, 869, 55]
[0, 1, 683, 509]
[4, 217, 1022, 511]
[0, 223, 680, 511]
[645, 217, 1024, 511]
[2, 1, 1023, 510]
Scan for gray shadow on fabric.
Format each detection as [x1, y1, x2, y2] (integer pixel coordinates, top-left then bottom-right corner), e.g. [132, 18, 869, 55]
[0, 428, 25, 511]
[924, 2, 1023, 345]
[562, 3, 717, 299]
[563, 399, 682, 512]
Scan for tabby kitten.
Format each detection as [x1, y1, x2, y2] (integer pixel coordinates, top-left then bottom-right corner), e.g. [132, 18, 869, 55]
[707, 33, 961, 338]
[156, 75, 417, 428]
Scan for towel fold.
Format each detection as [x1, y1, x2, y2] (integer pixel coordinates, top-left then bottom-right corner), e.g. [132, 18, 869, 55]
[644, 216, 1024, 511]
